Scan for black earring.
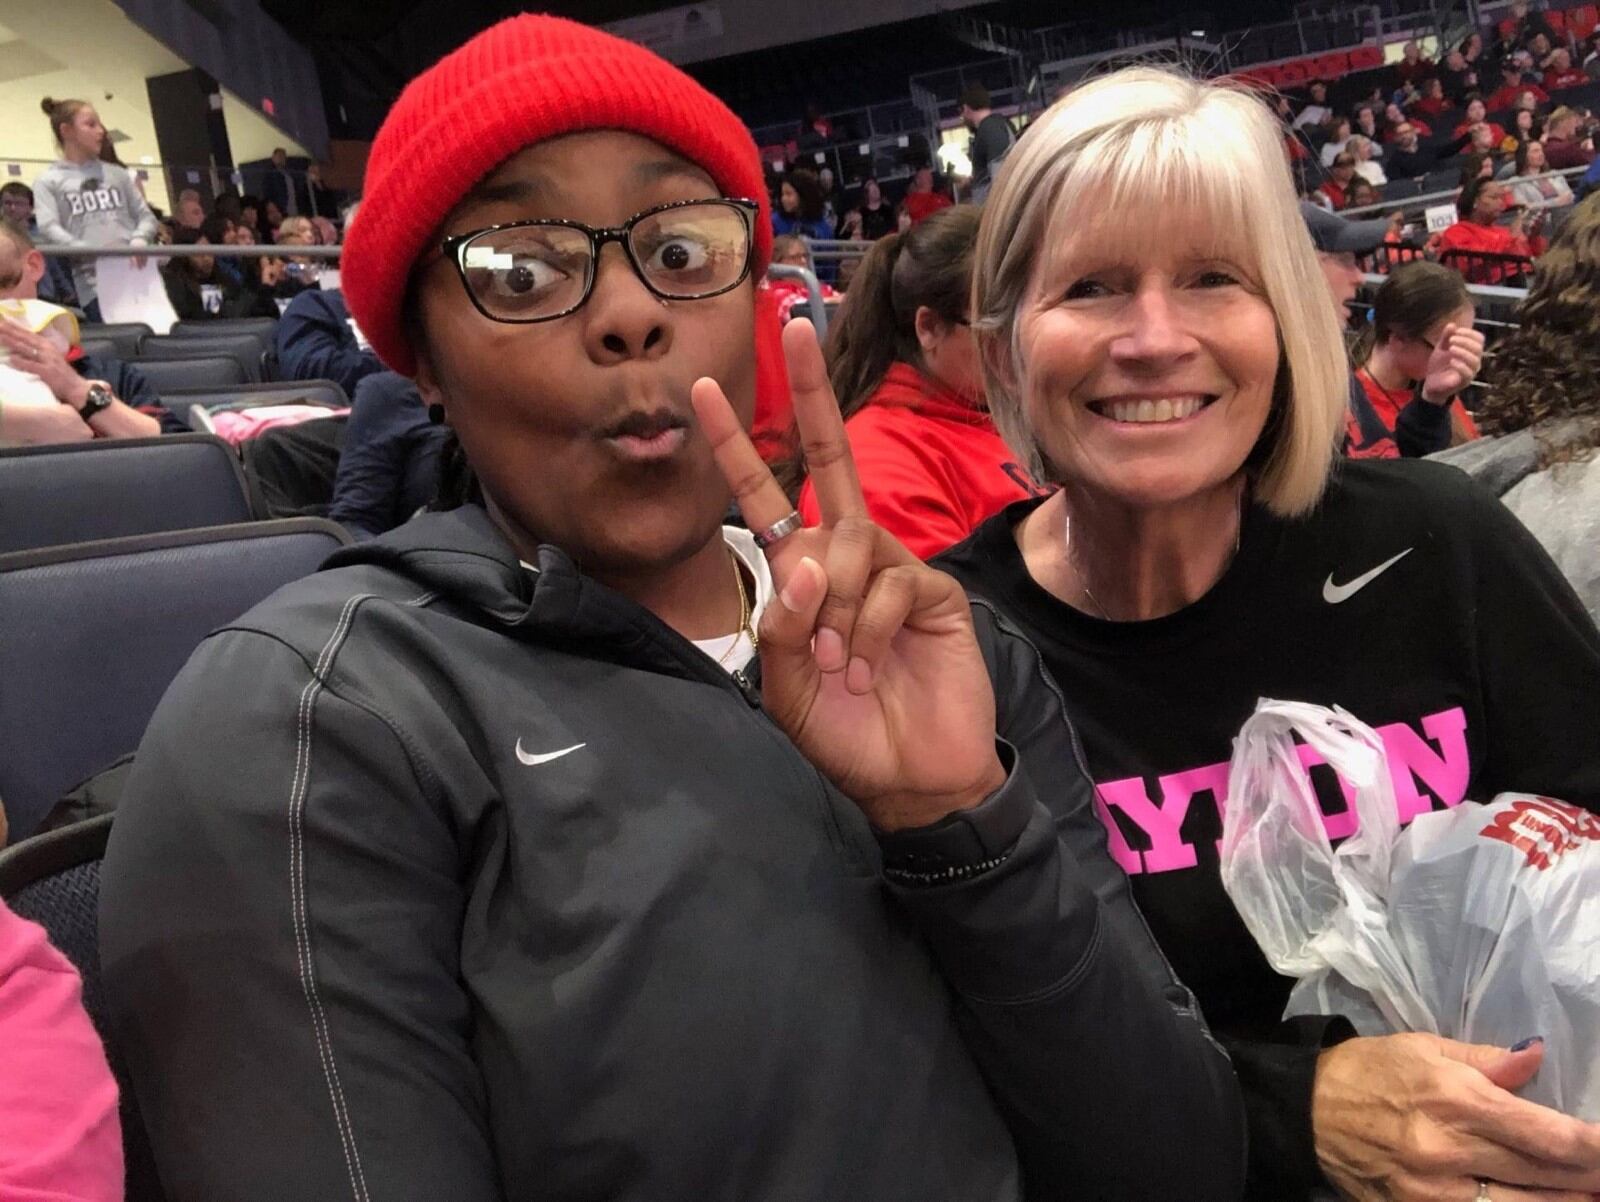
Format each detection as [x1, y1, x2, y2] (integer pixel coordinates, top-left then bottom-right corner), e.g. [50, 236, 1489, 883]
[427, 403, 446, 425]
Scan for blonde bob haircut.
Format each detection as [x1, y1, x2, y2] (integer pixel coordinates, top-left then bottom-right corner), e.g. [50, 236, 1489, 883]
[972, 67, 1349, 517]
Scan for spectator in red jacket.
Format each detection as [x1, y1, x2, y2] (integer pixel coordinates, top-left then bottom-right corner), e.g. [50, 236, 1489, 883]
[794, 205, 1041, 557]
[1434, 176, 1546, 281]
[1453, 97, 1507, 145]
[901, 164, 953, 225]
[1410, 77, 1453, 117]
[1315, 152, 1358, 209]
[1544, 48, 1588, 90]
[1487, 63, 1550, 111]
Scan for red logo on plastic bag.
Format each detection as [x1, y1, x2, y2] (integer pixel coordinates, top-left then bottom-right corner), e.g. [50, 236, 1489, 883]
[1479, 798, 1600, 870]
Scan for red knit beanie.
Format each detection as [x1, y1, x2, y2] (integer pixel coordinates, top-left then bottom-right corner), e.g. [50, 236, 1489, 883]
[342, 14, 773, 376]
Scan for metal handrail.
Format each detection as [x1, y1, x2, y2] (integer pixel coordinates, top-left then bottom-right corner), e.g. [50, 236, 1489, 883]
[37, 245, 343, 260]
[1340, 166, 1588, 218]
[765, 263, 830, 339]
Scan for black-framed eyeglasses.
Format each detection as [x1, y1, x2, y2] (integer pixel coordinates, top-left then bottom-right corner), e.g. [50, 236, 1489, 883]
[439, 198, 759, 325]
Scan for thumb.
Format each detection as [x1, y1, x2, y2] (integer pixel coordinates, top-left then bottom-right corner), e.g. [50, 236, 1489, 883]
[1440, 1036, 1546, 1092]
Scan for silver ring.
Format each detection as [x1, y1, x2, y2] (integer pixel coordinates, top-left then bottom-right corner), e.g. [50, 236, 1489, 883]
[1477, 1181, 1492, 1201]
[753, 510, 803, 549]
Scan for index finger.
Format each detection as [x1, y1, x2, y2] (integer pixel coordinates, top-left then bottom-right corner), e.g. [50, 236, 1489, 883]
[783, 319, 867, 526]
[690, 375, 794, 540]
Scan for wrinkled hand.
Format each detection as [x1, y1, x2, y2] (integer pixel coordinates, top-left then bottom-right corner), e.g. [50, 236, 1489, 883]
[690, 319, 1005, 832]
[1315, 1033, 1600, 1202]
[1420, 322, 1485, 404]
[0, 319, 88, 408]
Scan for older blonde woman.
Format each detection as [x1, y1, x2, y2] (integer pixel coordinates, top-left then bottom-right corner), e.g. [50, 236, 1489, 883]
[938, 67, 1600, 1202]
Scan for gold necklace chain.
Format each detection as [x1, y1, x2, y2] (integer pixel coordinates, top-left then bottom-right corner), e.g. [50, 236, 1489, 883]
[715, 548, 759, 667]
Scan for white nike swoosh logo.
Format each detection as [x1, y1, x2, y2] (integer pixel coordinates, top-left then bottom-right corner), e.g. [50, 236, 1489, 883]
[1322, 548, 1414, 604]
[515, 740, 587, 766]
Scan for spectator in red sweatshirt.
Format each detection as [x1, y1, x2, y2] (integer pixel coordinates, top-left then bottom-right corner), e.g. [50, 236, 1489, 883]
[1410, 77, 1453, 117]
[1434, 176, 1546, 281]
[1544, 48, 1588, 90]
[1487, 63, 1550, 111]
[1453, 97, 1507, 145]
[1314, 153, 1358, 209]
[794, 205, 1043, 557]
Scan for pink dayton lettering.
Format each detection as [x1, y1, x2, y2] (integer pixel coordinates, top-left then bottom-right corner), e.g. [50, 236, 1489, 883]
[1095, 707, 1471, 876]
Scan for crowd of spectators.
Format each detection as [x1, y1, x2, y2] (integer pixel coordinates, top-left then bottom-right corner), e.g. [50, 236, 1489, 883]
[1281, 2, 1599, 282]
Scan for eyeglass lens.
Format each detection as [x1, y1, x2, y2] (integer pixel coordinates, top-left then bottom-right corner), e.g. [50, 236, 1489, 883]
[458, 201, 750, 321]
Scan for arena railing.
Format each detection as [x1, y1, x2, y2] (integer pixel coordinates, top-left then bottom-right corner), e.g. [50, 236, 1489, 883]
[1340, 166, 1590, 219]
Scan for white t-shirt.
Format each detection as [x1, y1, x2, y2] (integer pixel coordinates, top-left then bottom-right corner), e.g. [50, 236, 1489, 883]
[691, 526, 774, 674]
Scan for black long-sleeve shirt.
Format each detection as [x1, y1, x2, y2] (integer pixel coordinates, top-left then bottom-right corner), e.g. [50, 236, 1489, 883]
[937, 458, 1600, 1198]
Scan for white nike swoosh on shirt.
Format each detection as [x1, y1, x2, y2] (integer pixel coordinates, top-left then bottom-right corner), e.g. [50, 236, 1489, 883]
[1322, 548, 1414, 604]
[515, 740, 587, 766]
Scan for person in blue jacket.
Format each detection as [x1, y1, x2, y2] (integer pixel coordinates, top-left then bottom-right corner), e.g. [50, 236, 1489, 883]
[327, 370, 448, 539]
[273, 286, 383, 396]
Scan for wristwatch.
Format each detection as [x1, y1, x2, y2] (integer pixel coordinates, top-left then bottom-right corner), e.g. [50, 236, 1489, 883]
[78, 383, 114, 424]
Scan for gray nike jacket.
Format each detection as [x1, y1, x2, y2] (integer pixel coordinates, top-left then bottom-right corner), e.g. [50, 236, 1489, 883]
[100, 505, 1245, 1201]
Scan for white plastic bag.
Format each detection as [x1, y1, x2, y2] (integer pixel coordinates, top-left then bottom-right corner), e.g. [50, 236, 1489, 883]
[1220, 699, 1600, 1119]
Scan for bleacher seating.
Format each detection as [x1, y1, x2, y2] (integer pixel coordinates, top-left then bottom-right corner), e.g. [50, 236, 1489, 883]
[0, 813, 166, 1202]
[0, 518, 352, 841]
[137, 333, 268, 384]
[0, 434, 253, 555]
[171, 317, 279, 344]
[130, 355, 249, 392]
[78, 323, 152, 359]
[77, 337, 120, 362]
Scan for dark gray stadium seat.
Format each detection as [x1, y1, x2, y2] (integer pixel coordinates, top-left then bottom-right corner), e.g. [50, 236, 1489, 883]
[0, 434, 252, 555]
[0, 519, 352, 840]
[128, 355, 248, 393]
[137, 333, 265, 382]
[78, 337, 120, 362]
[171, 317, 278, 343]
[0, 813, 167, 1202]
[78, 322, 152, 358]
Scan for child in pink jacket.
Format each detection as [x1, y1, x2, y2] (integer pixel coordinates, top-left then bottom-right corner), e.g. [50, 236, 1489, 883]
[0, 896, 123, 1201]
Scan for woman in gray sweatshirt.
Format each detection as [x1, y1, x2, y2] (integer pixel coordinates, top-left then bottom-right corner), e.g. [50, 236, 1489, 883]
[32, 96, 158, 319]
[1433, 192, 1600, 625]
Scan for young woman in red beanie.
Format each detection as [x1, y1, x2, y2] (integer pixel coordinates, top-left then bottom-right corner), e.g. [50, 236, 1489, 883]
[99, 16, 1243, 1201]
[796, 205, 1045, 558]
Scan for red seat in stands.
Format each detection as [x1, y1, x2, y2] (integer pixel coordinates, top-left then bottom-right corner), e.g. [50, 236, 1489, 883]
[1314, 51, 1352, 77]
[1348, 45, 1384, 70]
[1277, 59, 1309, 84]
[1547, 8, 1568, 33]
[1570, 4, 1599, 37]
[1498, 17, 1518, 37]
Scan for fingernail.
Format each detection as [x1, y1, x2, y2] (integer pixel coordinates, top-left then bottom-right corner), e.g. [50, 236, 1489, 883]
[846, 656, 873, 694]
[778, 557, 817, 613]
[814, 627, 845, 671]
[1511, 1035, 1544, 1052]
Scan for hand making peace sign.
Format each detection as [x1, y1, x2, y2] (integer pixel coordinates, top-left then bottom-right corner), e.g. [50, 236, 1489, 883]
[690, 319, 1006, 833]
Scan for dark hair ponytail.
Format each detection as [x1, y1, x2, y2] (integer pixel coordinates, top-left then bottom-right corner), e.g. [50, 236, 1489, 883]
[773, 204, 980, 497]
[825, 203, 980, 420]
